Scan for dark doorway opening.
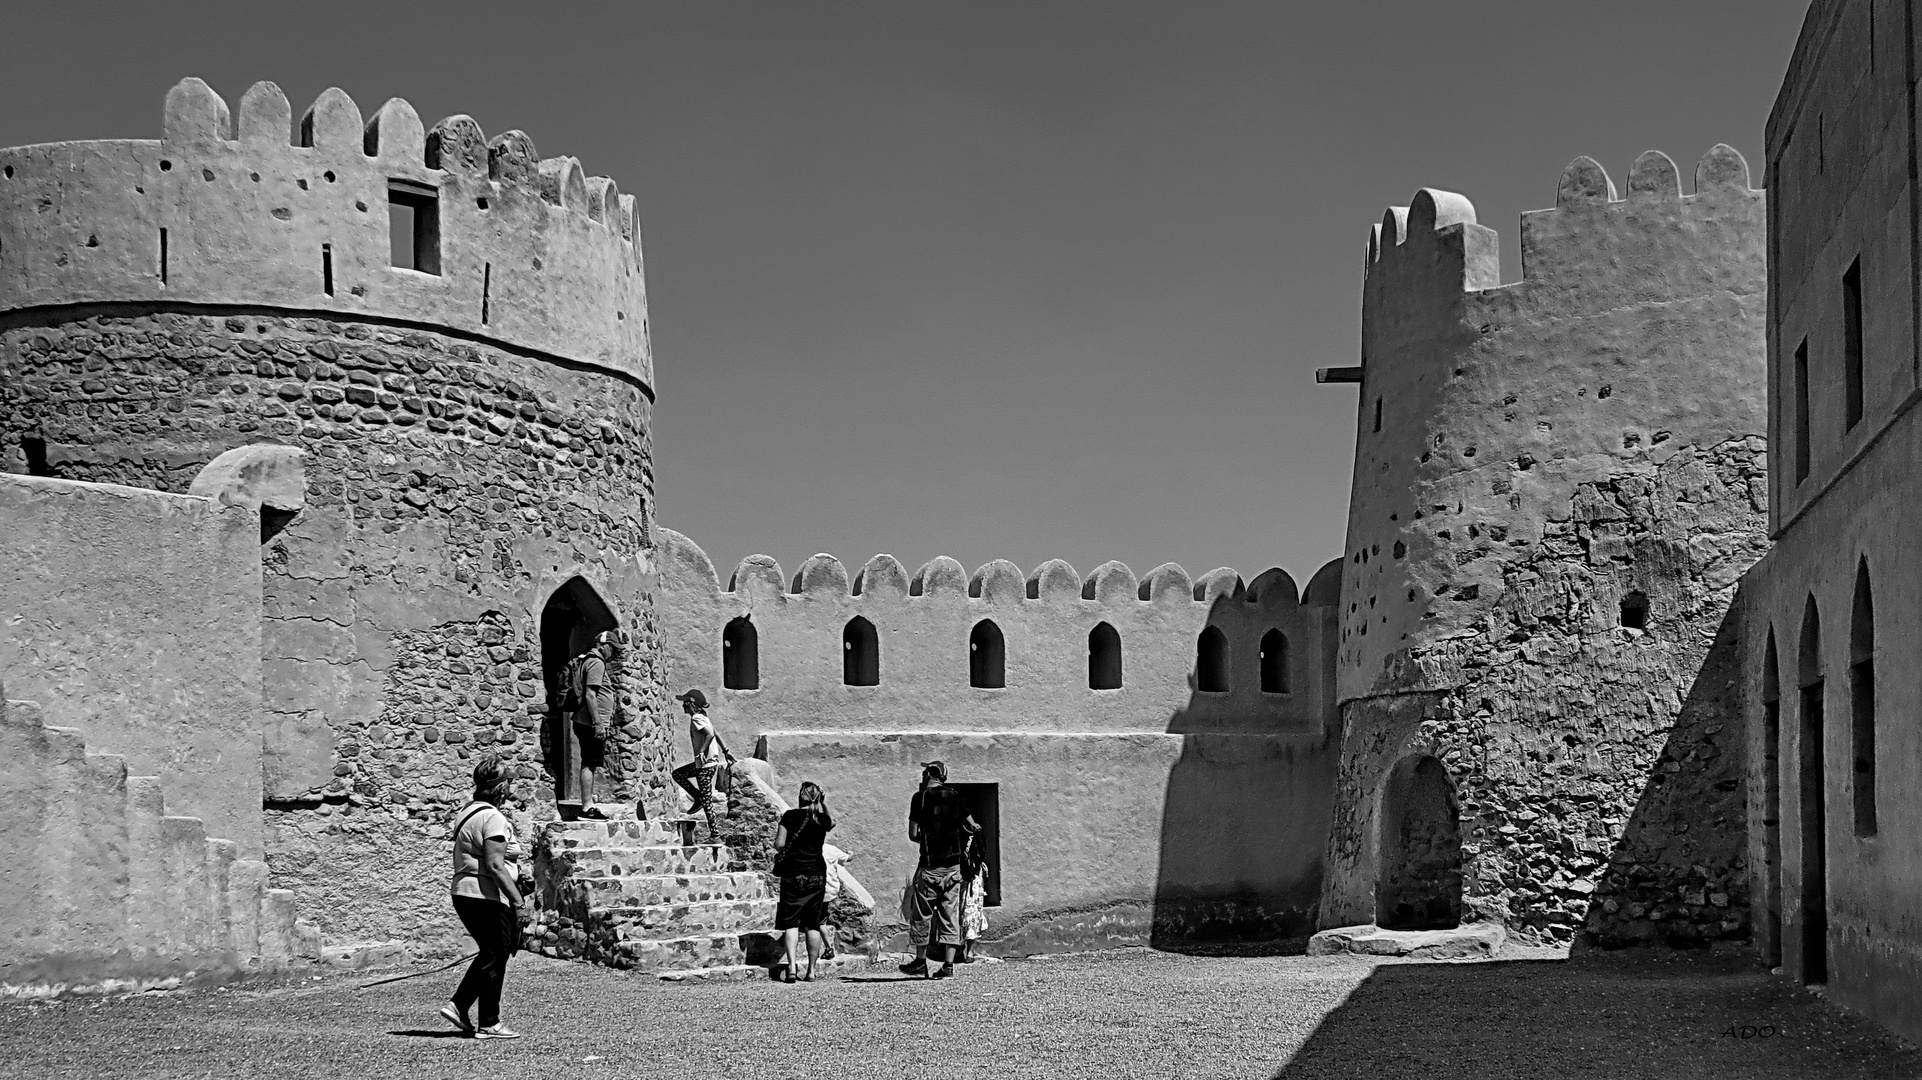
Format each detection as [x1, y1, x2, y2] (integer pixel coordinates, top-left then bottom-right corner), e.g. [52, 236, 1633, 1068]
[951, 782, 1001, 907]
[1762, 632, 1783, 968]
[1088, 622, 1121, 689]
[970, 620, 1004, 689]
[1798, 596, 1827, 985]
[723, 616, 758, 690]
[540, 577, 618, 805]
[843, 616, 879, 686]
[1376, 755, 1463, 930]
[1196, 626, 1229, 693]
[1850, 562, 1876, 837]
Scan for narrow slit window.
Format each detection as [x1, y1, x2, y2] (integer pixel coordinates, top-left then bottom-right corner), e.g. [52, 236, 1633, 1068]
[1373, 397, 1382, 433]
[970, 620, 1005, 689]
[843, 616, 879, 686]
[159, 228, 168, 284]
[388, 180, 440, 275]
[1843, 258, 1863, 430]
[481, 262, 492, 324]
[321, 243, 333, 296]
[1260, 628, 1289, 693]
[1088, 622, 1122, 690]
[1794, 337, 1811, 483]
[1196, 626, 1229, 693]
[722, 616, 758, 690]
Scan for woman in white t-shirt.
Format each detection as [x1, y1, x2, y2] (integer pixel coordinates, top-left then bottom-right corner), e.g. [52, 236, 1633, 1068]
[440, 754, 527, 1040]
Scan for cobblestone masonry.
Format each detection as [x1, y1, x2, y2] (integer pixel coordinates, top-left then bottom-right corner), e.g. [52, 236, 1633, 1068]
[0, 312, 673, 948]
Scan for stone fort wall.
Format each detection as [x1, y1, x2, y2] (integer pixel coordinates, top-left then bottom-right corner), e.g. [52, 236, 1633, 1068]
[658, 529, 1344, 947]
[0, 79, 670, 950]
[1324, 147, 1770, 946]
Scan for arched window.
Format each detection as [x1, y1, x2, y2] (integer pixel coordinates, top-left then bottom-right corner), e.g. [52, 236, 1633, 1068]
[1088, 622, 1122, 690]
[723, 616, 759, 690]
[1260, 629, 1289, 694]
[1797, 595, 1827, 985]
[1196, 626, 1229, 693]
[1850, 561, 1875, 837]
[970, 620, 1005, 689]
[844, 616, 879, 686]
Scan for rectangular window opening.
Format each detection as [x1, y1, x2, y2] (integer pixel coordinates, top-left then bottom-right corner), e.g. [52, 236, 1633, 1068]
[322, 243, 334, 296]
[387, 180, 440, 275]
[1793, 337, 1811, 483]
[158, 227, 168, 284]
[1843, 258, 1863, 429]
[950, 782, 1001, 908]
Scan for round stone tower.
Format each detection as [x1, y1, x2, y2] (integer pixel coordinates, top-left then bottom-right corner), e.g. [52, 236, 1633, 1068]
[0, 78, 670, 946]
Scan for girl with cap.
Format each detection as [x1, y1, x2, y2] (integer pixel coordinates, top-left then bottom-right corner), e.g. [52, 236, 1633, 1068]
[671, 689, 735, 839]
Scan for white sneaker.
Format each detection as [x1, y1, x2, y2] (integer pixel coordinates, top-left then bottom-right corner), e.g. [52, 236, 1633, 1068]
[474, 1024, 522, 1041]
[438, 1002, 473, 1035]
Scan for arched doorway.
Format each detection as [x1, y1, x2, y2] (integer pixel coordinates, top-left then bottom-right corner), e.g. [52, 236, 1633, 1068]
[1797, 594, 1827, 984]
[541, 576, 619, 807]
[1376, 755, 1463, 930]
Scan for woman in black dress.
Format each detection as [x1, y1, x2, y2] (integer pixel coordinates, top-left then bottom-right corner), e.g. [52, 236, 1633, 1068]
[772, 781, 834, 981]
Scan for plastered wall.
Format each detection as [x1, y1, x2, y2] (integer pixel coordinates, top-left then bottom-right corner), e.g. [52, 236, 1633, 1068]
[1744, 0, 1922, 1044]
[0, 474, 264, 855]
[659, 529, 1343, 944]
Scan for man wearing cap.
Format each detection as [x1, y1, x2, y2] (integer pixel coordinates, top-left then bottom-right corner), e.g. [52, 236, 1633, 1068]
[561, 631, 621, 819]
[672, 689, 735, 839]
[898, 760, 946, 975]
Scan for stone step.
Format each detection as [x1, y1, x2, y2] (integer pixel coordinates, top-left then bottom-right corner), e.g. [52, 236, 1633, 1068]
[658, 952, 914, 983]
[573, 871, 771, 907]
[597, 898, 778, 939]
[538, 818, 694, 851]
[601, 930, 785, 973]
[546, 844, 733, 878]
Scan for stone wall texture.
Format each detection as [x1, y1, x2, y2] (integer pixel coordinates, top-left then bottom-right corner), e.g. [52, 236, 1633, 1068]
[1324, 147, 1769, 947]
[0, 78, 666, 950]
[658, 530, 1343, 948]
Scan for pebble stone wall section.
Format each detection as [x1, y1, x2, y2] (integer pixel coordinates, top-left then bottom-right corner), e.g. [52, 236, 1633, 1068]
[1324, 147, 1769, 947]
[0, 79, 671, 949]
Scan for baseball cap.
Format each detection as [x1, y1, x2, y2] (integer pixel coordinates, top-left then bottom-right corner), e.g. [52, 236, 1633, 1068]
[675, 688, 708, 711]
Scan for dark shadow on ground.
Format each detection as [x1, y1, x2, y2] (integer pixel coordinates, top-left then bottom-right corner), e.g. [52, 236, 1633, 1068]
[1272, 951, 1922, 1080]
[385, 1030, 470, 1039]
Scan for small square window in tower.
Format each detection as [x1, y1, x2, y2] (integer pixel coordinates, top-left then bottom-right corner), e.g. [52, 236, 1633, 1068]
[388, 180, 441, 275]
[950, 782, 1001, 908]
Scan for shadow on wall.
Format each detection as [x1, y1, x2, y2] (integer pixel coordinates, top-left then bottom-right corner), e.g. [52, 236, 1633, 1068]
[1152, 588, 1339, 949]
[1578, 599, 1749, 951]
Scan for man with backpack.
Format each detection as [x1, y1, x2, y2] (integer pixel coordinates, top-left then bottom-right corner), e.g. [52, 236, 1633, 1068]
[559, 630, 621, 819]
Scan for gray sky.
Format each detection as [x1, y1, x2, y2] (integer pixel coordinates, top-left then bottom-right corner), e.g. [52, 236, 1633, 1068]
[0, 1, 1811, 590]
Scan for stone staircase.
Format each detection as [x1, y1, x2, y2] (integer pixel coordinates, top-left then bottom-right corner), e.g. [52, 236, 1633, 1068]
[527, 814, 791, 974]
[1, 697, 316, 994]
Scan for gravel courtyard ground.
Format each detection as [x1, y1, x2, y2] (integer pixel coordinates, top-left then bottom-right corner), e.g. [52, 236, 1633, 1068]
[2, 947, 1916, 1080]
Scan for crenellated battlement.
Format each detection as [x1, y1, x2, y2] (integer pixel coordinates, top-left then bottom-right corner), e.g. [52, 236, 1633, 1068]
[1362, 145, 1758, 297]
[0, 78, 650, 390]
[663, 530, 1343, 611]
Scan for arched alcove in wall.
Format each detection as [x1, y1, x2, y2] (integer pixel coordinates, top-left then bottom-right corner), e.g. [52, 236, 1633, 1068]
[1376, 754, 1463, 930]
[723, 616, 759, 690]
[844, 616, 879, 686]
[1088, 622, 1122, 690]
[1797, 594, 1827, 985]
[970, 620, 1005, 689]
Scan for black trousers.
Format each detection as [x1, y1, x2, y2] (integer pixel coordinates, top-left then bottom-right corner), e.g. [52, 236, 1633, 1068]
[451, 895, 517, 1028]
